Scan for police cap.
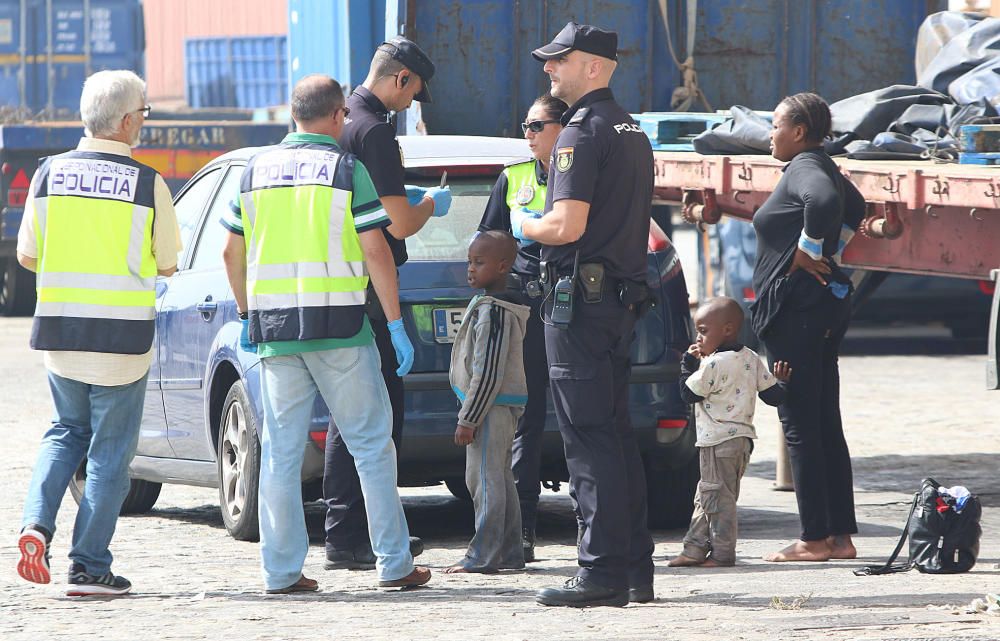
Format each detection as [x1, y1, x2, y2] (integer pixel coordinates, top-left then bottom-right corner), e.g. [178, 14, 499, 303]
[532, 22, 618, 62]
[377, 36, 435, 102]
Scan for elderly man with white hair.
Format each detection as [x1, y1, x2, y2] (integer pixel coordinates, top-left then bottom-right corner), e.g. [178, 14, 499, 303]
[14, 69, 180, 597]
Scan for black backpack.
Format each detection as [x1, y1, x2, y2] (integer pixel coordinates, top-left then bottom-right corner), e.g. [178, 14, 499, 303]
[855, 477, 982, 576]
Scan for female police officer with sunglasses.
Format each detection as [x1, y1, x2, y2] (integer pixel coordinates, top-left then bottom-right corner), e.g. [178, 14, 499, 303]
[478, 93, 567, 564]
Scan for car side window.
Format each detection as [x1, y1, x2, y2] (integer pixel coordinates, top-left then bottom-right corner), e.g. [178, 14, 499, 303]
[190, 166, 243, 271]
[172, 167, 222, 268]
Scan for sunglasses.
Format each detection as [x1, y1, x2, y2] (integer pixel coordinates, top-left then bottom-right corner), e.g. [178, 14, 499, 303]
[129, 104, 151, 118]
[521, 119, 559, 134]
[340, 106, 351, 118]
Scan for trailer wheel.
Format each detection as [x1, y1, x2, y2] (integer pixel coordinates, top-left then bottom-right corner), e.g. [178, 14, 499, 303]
[0, 257, 36, 316]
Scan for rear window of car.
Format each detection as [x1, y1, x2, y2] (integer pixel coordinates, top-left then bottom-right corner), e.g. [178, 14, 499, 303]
[403, 177, 498, 261]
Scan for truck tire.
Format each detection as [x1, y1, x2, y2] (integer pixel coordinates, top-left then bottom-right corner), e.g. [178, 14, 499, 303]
[643, 425, 700, 530]
[69, 461, 162, 515]
[0, 257, 36, 316]
[217, 379, 261, 542]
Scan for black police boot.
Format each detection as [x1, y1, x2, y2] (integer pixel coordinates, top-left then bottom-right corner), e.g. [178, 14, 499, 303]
[522, 527, 536, 563]
[325, 536, 424, 570]
[536, 576, 629, 608]
[629, 584, 655, 603]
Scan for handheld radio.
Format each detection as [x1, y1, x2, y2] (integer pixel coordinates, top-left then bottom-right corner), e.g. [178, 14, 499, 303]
[550, 252, 579, 328]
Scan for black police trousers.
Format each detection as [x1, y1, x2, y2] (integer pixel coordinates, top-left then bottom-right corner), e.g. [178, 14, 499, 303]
[511, 291, 549, 532]
[322, 315, 404, 552]
[761, 290, 858, 542]
[544, 295, 654, 591]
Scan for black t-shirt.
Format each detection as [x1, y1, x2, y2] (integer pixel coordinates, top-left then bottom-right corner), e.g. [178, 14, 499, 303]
[540, 88, 653, 281]
[751, 149, 865, 297]
[478, 159, 546, 277]
[338, 87, 408, 266]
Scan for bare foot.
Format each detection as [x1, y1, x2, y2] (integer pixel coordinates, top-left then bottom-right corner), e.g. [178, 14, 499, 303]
[763, 540, 831, 562]
[443, 564, 497, 574]
[700, 557, 728, 568]
[826, 535, 857, 559]
[667, 554, 705, 567]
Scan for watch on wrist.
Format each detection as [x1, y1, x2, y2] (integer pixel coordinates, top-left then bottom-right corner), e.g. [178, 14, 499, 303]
[238, 311, 248, 320]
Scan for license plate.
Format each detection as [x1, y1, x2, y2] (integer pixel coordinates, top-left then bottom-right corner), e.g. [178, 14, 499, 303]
[432, 307, 466, 343]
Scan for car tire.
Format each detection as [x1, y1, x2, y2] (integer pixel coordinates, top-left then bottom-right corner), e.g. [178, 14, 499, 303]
[0, 257, 37, 317]
[643, 425, 700, 530]
[444, 477, 472, 502]
[217, 379, 261, 542]
[68, 461, 162, 515]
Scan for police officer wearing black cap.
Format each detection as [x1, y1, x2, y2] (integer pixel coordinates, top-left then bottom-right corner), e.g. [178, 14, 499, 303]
[323, 35, 452, 571]
[511, 21, 656, 607]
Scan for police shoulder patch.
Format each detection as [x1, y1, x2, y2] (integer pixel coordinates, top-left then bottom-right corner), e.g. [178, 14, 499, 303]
[555, 147, 574, 172]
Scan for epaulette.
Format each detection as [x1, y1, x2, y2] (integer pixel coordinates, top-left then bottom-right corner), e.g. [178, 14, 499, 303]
[503, 157, 535, 168]
[567, 107, 591, 126]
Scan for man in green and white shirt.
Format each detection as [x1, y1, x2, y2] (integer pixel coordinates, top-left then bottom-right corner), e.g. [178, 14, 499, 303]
[221, 75, 431, 594]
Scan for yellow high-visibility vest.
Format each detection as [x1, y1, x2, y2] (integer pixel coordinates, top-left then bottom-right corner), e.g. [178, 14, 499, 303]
[239, 142, 369, 343]
[30, 149, 157, 354]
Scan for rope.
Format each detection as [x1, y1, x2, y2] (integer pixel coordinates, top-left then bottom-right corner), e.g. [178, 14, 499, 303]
[657, 0, 713, 112]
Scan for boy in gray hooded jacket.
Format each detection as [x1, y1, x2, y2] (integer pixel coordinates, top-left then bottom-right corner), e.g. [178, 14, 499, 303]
[446, 231, 530, 573]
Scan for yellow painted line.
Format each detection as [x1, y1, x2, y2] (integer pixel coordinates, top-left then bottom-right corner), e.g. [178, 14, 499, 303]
[0, 54, 89, 64]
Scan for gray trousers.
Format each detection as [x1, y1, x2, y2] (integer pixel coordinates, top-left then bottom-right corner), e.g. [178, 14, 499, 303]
[460, 405, 525, 571]
[681, 437, 752, 566]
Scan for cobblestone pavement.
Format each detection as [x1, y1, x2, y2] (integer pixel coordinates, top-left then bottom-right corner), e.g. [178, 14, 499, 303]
[1, 317, 999, 641]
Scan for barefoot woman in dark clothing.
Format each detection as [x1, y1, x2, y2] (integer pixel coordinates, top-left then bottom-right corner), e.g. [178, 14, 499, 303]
[750, 93, 865, 562]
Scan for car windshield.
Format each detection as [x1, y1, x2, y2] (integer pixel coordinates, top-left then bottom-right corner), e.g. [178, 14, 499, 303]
[404, 177, 496, 261]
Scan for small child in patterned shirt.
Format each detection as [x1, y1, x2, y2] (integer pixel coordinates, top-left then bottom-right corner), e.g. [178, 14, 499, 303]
[669, 297, 791, 567]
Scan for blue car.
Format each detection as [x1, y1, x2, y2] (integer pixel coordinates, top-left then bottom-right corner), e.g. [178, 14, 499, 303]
[70, 135, 698, 539]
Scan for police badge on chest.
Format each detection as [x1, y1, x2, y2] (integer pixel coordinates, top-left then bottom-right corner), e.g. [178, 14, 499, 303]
[515, 183, 535, 205]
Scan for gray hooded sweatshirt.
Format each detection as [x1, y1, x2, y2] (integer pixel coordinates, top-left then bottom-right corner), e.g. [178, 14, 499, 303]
[449, 294, 530, 430]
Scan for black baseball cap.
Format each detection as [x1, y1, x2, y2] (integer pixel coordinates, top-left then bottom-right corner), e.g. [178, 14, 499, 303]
[532, 22, 618, 62]
[377, 36, 435, 102]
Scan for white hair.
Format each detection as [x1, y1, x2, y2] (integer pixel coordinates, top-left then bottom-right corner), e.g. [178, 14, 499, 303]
[80, 70, 146, 138]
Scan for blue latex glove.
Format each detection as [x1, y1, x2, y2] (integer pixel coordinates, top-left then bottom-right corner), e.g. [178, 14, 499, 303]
[425, 185, 452, 217]
[510, 207, 542, 244]
[404, 184, 427, 206]
[387, 318, 414, 376]
[239, 318, 256, 352]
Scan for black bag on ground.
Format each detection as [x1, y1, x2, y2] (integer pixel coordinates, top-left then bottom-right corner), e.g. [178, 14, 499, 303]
[855, 477, 982, 576]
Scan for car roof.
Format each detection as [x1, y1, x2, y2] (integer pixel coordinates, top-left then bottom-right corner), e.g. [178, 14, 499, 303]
[208, 134, 530, 169]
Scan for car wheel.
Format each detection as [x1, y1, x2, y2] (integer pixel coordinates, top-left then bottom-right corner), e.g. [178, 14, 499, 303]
[643, 425, 700, 530]
[68, 461, 162, 515]
[0, 257, 37, 316]
[217, 379, 261, 542]
[444, 477, 472, 501]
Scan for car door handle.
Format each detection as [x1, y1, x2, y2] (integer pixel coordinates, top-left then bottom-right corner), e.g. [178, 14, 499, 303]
[196, 296, 217, 321]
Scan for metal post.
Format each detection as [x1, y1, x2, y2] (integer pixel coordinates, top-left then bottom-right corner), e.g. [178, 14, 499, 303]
[18, 0, 26, 111]
[83, 0, 91, 77]
[45, 0, 53, 117]
[774, 430, 794, 491]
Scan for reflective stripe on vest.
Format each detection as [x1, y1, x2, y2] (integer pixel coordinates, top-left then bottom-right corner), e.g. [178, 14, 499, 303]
[504, 160, 547, 213]
[240, 143, 368, 343]
[29, 150, 157, 355]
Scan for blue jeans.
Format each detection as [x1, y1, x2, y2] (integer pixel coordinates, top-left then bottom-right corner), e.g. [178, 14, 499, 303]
[258, 344, 413, 590]
[21, 371, 149, 576]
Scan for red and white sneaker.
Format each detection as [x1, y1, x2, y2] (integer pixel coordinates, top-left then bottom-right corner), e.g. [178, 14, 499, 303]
[17, 528, 51, 584]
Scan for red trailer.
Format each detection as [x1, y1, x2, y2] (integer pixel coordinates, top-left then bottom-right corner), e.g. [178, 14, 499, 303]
[651, 151, 1000, 388]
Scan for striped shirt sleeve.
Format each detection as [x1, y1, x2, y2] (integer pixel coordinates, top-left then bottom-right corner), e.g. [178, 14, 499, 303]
[220, 197, 244, 236]
[351, 160, 390, 232]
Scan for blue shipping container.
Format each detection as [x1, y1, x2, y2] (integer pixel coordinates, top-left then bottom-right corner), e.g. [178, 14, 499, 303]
[186, 35, 288, 109]
[0, 0, 144, 117]
[286, 0, 947, 137]
[287, 0, 387, 90]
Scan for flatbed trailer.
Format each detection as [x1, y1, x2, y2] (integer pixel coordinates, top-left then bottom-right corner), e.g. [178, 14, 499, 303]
[651, 151, 1000, 388]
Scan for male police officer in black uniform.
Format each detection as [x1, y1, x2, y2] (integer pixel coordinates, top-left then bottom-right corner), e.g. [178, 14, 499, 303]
[324, 36, 452, 570]
[512, 22, 656, 608]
